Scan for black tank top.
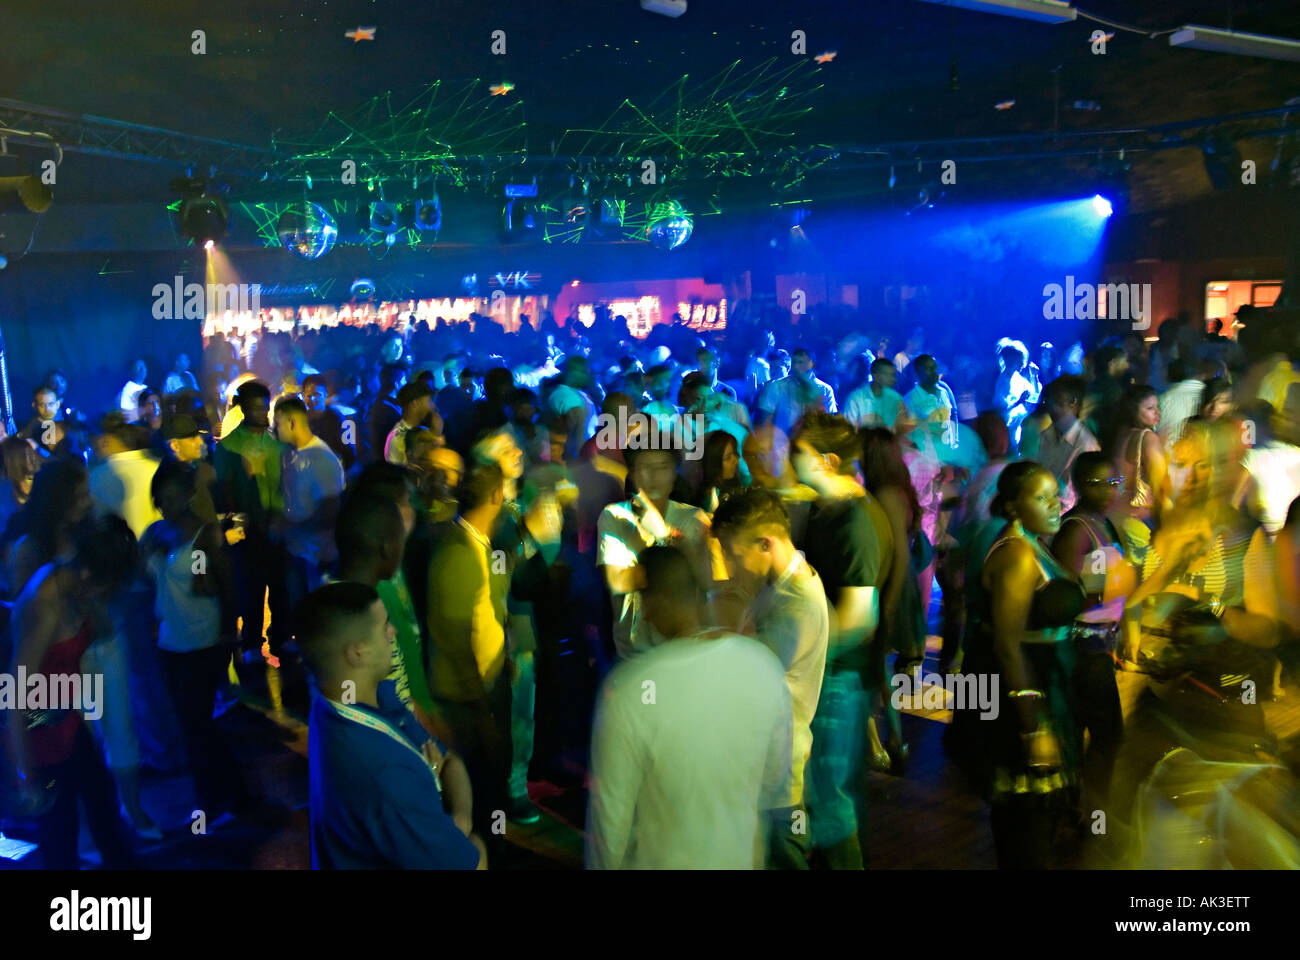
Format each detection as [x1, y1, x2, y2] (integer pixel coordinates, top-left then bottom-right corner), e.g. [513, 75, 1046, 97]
[986, 535, 1086, 631]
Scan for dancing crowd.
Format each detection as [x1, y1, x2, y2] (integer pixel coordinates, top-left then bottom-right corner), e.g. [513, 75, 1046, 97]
[2, 299, 1298, 869]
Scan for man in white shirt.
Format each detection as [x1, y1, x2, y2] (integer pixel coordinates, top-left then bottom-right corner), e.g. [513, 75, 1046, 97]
[712, 488, 829, 869]
[118, 359, 149, 418]
[844, 358, 907, 432]
[902, 354, 957, 427]
[587, 545, 791, 869]
[385, 380, 435, 465]
[757, 348, 837, 435]
[1033, 376, 1100, 513]
[597, 446, 714, 659]
[694, 346, 738, 402]
[677, 373, 752, 484]
[162, 352, 199, 396]
[1237, 382, 1300, 538]
[1158, 360, 1206, 448]
[745, 332, 776, 402]
[547, 356, 597, 460]
[274, 397, 346, 609]
[640, 363, 681, 434]
[88, 413, 163, 539]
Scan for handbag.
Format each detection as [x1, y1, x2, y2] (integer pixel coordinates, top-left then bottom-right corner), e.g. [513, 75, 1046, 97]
[1129, 429, 1154, 509]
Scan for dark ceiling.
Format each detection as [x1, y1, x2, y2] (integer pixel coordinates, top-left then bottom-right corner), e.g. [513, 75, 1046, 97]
[3, 0, 1300, 217]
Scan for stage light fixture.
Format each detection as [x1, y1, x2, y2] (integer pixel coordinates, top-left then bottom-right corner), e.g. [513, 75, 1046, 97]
[414, 197, 442, 232]
[369, 201, 400, 233]
[914, 0, 1076, 24]
[170, 175, 228, 247]
[641, 0, 687, 18]
[1170, 25, 1300, 62]
[0, 175, 53, 213]
[351, 278, 376, 300]
[589, 197, 626, 238]
[501, 198, 539, 240]
[1092, 195, 1113, 218]
[178, 194, 228, 248]
[1200, 138, 1243, 190]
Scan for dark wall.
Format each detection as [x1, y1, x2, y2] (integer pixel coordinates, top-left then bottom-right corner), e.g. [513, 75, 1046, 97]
[0, 251, 205, 423]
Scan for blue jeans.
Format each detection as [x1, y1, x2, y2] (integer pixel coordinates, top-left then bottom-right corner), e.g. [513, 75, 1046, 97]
[509, 651, 536, 799]
[805, 664, 867, 850]
[284, 554, 325, 643]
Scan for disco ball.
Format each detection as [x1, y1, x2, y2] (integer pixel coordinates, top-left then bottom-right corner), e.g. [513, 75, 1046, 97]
[645, 201, 693, 250]
[277, 202, 338, 260]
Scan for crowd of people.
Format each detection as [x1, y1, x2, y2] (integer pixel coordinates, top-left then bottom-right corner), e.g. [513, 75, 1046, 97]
[2, 298, 1298, 869]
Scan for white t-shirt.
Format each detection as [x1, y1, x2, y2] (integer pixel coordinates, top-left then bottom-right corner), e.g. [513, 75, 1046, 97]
[904, 383, 956, 425]
[147, 528, 220, 653]
[844, 385, 905, 430]
[88, 450, 163, 540]
[118, 380, 147, 417]
[1242, 441, 1300, 537]
[548, 383, 597, 448]
[758, 375, 837, 434]
[385, 419, 414, 464]
[751, 553, 828, 808]
[597, 499, 714, 659]
[587, 631, 792, 869]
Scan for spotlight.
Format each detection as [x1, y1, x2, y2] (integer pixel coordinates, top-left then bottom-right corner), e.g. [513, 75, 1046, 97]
[178, 194, 228, 248]
[590, 197, 626, 238]
[170, 175, 228, 247]
[1200, 138, 1243, 191]
[0, 175, 54, 214]
[1092, 194, 1113, 218]
[414, 197, 442, 232]
[369, 201, 400, 233]
[501, 198, 539, 240]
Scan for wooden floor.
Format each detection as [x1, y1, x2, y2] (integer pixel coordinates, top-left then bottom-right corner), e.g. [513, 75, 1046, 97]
[255, 632, 1300, 870]
[9, 629, 1294, 870]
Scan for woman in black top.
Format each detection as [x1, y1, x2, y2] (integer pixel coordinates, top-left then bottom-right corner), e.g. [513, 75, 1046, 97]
[1052, 452, 1138, 813]
[693, 430, 745, 516]
[949, 461, 1085, 869]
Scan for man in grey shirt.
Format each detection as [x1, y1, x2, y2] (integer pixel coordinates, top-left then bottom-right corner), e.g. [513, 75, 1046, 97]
[274, 396, 345, 616]
[713, 487, 829, 869]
